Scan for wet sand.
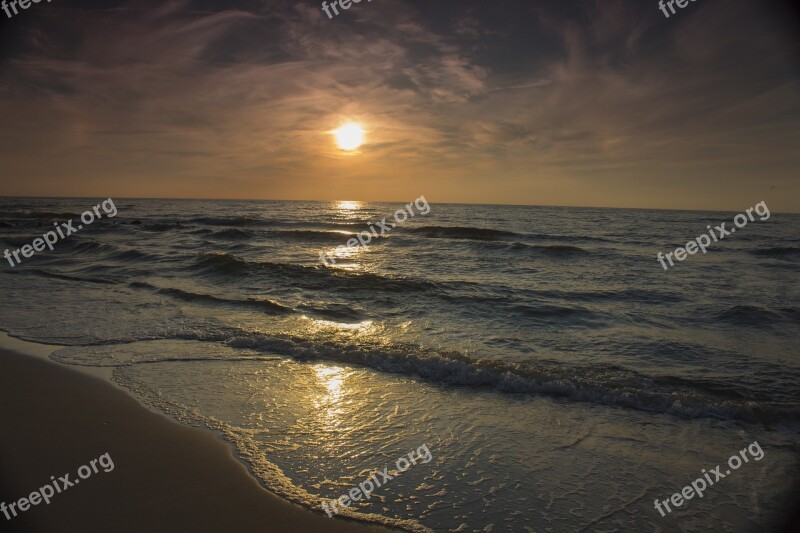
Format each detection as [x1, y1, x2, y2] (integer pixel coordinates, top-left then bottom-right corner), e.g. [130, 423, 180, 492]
[0, 347, 391, 533]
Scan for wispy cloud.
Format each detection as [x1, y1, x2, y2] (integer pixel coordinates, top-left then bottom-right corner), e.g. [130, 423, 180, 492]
[0, 0, 797, 209]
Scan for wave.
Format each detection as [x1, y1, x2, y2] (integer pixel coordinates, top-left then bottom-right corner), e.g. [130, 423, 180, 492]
[160, 288, 291, 314]
[194, 252, 252, 275]
[50, 340, 286, 367]
[506, 243, 588, 255]
[219, 333, 799, 424]
[141, 222, 185, 232]
[0, 238, 115, 260]
[716, 305, 800, 325]
[128, 282, 292, 315]
[51, 331, 795, 424]
[433, 294, 604, 326]
[20, 238, 158, 263]
[409, 226, 519, 241]
[297, 302, 364, 321]
[440, 287, 683, 310]
[526, 233, 612, 244]
[63, 240, 113, 254]
[1, 236, 34, 248]
[268, 229, 357, 243]
[407, 226, 610, 245]
[534, 288, 684, 304]
[751, 247, 800, 259]
[508, 303, 597, 322]
[47, 238, 155, 262]
[58, 240, 158, 263]
[188, 216, 270, 227]
[192, 253, 436, 292]
[205, 228, 258, 240]
[5, 268, 116, 284]
[104, 248, 156, 261]
[136, 217, 379, 236]
[327, 268, 437, 293]
[309, 221, 378, 231]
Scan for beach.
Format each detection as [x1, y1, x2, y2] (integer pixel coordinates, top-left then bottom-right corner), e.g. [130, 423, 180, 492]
[1, 198, 799, 531]
[2, 0, 800, 529]
[0, 343, 390, 533]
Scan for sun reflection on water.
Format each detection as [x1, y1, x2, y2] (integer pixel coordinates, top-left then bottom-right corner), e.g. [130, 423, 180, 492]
[315, 366, 345, 401]
[302, 316, 377, 336]
[336, 200, 362, 211]
[311, 365, 350, 437]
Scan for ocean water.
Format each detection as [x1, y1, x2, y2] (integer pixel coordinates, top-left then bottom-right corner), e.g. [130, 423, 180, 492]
[1, 197, 799, 531]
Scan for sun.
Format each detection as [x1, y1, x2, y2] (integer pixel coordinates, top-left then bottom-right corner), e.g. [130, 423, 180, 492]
[333, 122, 365, 151]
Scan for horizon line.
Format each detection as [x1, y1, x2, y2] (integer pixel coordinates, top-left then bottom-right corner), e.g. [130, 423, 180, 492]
[0, 195, 795, 215]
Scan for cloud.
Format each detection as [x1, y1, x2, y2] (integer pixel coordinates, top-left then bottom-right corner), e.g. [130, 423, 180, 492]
[0, 0, 797, 210]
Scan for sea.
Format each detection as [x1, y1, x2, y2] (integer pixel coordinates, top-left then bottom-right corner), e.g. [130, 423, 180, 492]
[1, 197, 798, 532]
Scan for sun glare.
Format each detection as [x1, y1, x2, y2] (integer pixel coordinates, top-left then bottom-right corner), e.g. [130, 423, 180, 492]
[333, 122, 365, 151]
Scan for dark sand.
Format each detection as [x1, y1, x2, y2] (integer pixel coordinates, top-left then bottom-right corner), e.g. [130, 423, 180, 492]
[0, 348, 391, 533]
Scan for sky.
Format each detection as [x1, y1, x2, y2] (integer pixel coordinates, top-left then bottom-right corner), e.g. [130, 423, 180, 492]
[0, 0, 798, 211]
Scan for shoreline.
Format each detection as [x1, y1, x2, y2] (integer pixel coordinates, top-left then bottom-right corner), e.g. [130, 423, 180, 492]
[0, 337, 393, 533]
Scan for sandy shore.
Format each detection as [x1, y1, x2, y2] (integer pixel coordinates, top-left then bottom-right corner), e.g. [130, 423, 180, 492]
[0, 347, 391, 533]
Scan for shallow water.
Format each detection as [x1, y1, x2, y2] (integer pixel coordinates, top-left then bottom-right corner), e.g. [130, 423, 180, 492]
[1, 197, 798, 531]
